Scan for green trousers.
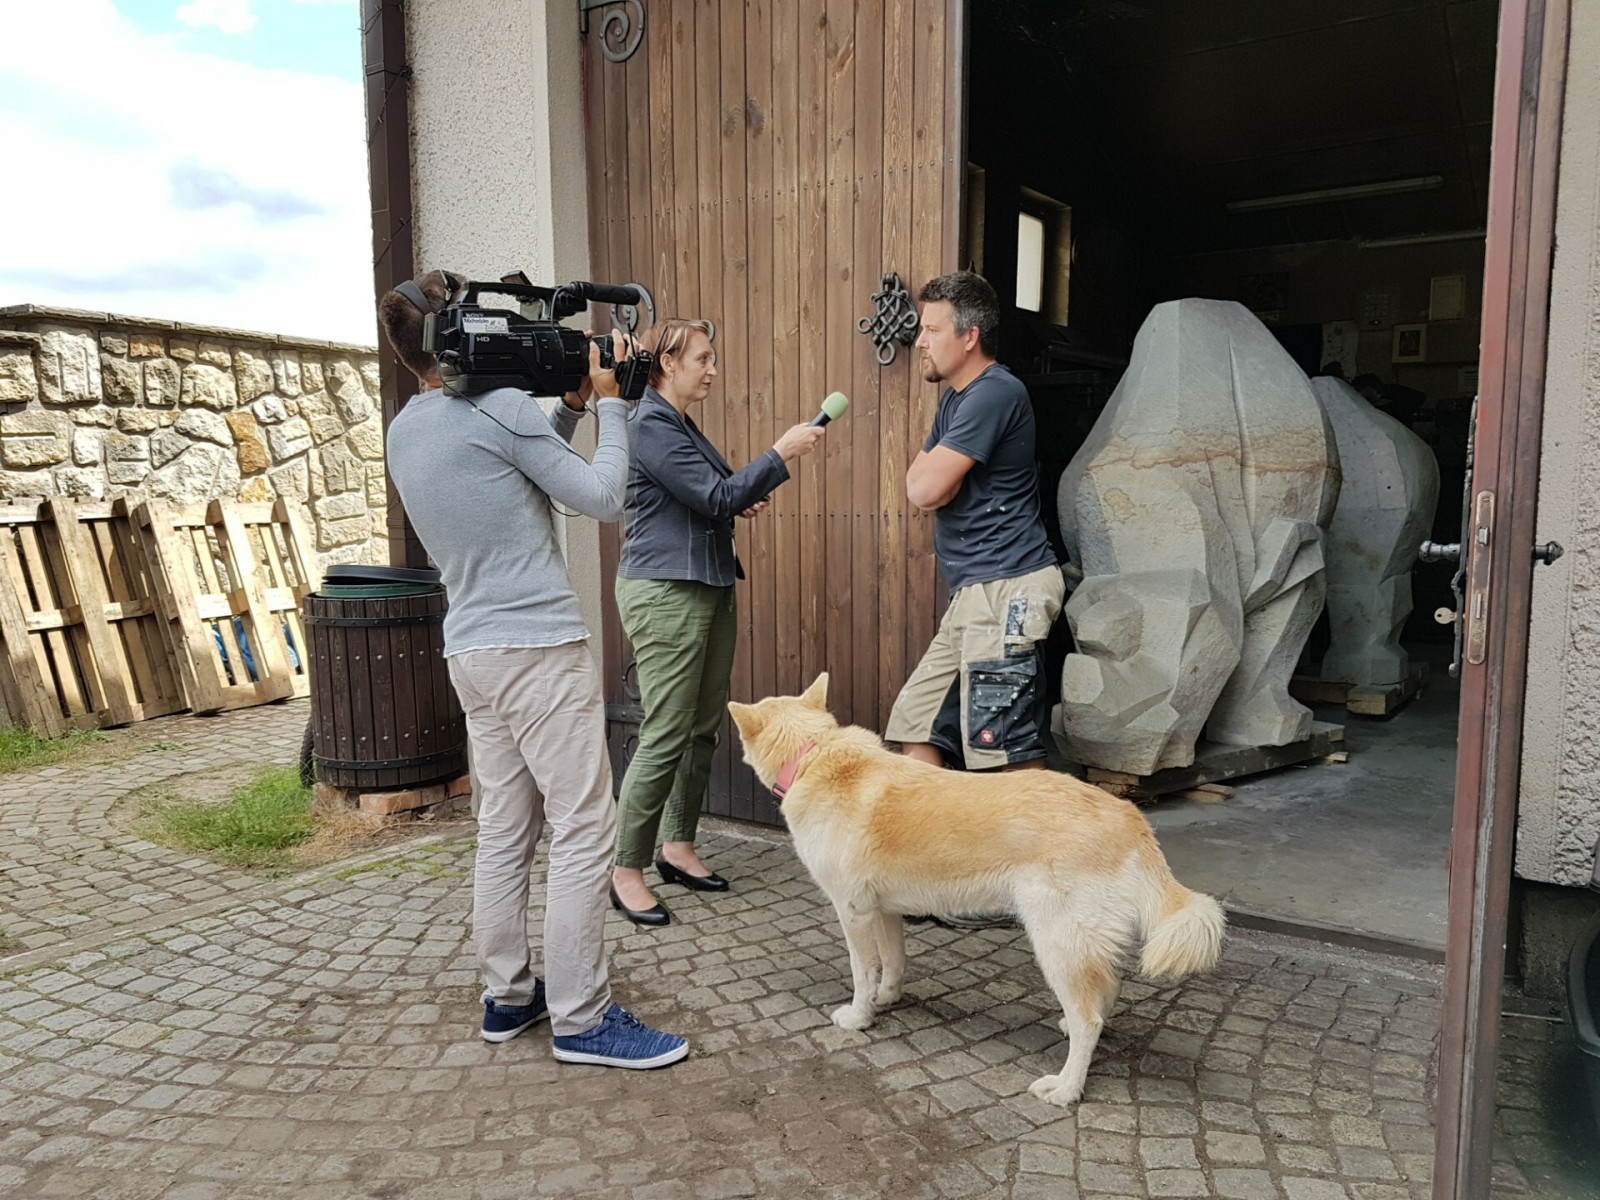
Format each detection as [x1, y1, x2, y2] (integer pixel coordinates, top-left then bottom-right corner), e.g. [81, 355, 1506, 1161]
[614, 577, 738, 870]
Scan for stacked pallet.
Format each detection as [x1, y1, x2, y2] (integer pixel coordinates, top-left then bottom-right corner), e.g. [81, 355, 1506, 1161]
[0, 497, 317, 735]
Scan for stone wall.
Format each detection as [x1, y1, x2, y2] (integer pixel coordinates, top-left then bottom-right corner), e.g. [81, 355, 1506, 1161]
[1518, 1, 1600, 889]
[0, 305, 386, 570]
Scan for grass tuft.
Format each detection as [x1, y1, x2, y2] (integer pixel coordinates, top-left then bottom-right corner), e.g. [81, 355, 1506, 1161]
[136, 767, 314, 869]
[0, 725, 106, 773]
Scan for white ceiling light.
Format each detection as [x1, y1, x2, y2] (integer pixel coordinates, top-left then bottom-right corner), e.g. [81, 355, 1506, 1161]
[1226, 175, 1445, 213]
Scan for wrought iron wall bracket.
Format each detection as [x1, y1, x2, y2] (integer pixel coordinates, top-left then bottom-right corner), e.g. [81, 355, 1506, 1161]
[857, 273, 919, 365]
[579, 0, 646, 63]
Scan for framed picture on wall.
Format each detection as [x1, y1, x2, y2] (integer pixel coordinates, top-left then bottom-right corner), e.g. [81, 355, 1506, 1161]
[1392, 323, 1428, 363]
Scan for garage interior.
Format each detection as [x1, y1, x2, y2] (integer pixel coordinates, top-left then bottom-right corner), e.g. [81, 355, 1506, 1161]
[963, 0, 1495, 954]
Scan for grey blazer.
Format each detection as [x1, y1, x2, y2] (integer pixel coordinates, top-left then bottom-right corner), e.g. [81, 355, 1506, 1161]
[616, 387, 790, 586]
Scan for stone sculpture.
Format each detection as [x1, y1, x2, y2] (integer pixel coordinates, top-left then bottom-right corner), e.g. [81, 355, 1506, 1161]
[1057, 299, 1341, 775]
[1311, 376, 1439, 688]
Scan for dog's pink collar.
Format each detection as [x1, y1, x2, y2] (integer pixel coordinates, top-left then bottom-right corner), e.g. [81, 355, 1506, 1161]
[772, 740, 817, 800]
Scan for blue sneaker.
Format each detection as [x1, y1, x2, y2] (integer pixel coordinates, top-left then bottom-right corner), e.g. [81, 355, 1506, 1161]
[480, 980, 548, 1043]
[551, 1004, 689, 1069]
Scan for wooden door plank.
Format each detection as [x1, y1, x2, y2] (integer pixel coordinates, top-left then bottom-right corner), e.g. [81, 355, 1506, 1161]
[770, 0, 802, 704]
[879, 0, 916, 724]
[796, 0, 828, 693]
[852, 0, 885, 732]
[823, 0, 855, 724]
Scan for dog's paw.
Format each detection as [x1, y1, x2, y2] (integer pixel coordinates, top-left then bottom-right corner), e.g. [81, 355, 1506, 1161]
[873, 982, 902, 1007]
[830, 1004, 874, 1031]
[1028, 1074, 1082, 1108]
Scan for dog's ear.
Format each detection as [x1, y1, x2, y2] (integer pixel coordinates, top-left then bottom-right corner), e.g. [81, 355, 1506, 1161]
[800, 672, 829, 710]
[727, 700, 761, 740]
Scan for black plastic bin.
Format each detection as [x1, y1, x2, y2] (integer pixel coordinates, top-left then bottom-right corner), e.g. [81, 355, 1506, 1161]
[1568, 907, 1600, 1136]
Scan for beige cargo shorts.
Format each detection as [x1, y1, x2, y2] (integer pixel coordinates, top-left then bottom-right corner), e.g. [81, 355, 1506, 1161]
[884, 563, 1065, 769]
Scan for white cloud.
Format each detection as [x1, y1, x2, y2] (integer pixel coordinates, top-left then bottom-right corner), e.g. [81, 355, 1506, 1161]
[0, 1, 375, 345]
[176, 0, 257, 35]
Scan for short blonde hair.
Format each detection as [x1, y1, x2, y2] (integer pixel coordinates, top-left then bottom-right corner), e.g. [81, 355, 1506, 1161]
[647, 318, 715, 389]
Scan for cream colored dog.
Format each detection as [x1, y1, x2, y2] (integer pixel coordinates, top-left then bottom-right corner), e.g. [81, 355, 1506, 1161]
[728, 674, 1226, 1108]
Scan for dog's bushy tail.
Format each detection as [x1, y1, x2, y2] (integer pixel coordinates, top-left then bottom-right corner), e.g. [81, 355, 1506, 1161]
[1137, 859, 1225, 980]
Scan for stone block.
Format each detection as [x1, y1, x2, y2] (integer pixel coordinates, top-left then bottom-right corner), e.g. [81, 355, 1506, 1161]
[252, 395, 288, 424]
[347, 417, 383, 461]
[107, 460, 149, 486]
[143, 358, 181, 407]
[365, 463, 386, 506]
[128, 333, 164, 359]
[100, 332, 129, 356]
[71, 428, 103, 466]
[175, 409, 233, 446]
[0, 468, 52, 498]
[320, 441, 358, 492]
[237, 475, 275, 503]
[168, 337, 197, 363]
[309, 414, 345, 445]
[224, 410, 260, 443]
[232, 348, 275, 403]
[117, 409, 167, 433]
[215, 452, 241, 498]
[69, 405, 114, 427]
[99, 355, 141, 405]
[315, 491, 368, 522]
[53, 467, 106, 499]
[265, 416, 312, 460]
[37, 328, 102, 405]
[235, 431, 270, 475]
[0, 344, 39, 405]
[179, 363, 238, 411]
[360, 360, 381, 397]
[1, 409, 72, 468]
[148, 443, 226, 504]
[150, 428, 188, 468]
[317, 515, 369, 549]
[196, 340, 232, 369]
[359, 785, 446, 817]
[327, 360, 374, 425]
[300, 359, 324, 393]
[269, 457, 309, 502]
[268, 349, 302, 397]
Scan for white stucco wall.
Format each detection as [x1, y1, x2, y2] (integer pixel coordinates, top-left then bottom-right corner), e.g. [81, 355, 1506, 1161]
[1517, 2, 1600, 888]
[405, 0, 604, 659]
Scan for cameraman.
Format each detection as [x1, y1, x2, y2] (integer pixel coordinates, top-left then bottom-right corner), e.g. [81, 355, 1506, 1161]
[381, 269, 688, 1070]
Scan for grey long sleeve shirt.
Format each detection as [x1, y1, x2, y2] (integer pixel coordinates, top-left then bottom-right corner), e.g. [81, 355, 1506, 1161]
[386, 386, 629, 655]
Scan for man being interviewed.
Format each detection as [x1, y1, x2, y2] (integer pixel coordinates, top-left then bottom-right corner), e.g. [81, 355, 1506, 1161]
[886, 270, 1064, 771]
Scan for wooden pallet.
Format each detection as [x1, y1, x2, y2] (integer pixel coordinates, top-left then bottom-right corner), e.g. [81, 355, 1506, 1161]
[48, 498, 187, 725]
[132, 500, 298, 713]
[220, 500, 316, 699]
[1081, 722, 1347, 804]
[0, 499, 106, 742]
[1290, 662, 1429, 717]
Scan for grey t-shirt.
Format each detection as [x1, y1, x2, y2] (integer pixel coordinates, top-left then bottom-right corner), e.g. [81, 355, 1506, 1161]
[923, 363, 1057, 592]
[386, 387, 629, 655]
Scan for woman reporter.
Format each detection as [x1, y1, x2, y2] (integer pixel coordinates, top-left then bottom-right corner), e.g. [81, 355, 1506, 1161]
[610, 319, 825, 925]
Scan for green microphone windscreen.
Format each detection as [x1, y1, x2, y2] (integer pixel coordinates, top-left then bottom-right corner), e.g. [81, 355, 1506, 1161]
[821, 391, 849, 420]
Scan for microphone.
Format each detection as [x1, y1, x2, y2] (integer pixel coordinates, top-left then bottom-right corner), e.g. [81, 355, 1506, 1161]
[810, 391, 849, 427]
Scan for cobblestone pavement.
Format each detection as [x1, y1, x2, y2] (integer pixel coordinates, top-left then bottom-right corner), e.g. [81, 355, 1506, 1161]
[0, 706, 1502, 1199]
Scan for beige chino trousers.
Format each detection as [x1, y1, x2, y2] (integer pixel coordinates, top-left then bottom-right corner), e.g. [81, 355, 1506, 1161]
[447, 642, 616, 1036]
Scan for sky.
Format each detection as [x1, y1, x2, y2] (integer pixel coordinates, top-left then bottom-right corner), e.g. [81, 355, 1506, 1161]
[0, 0, 376, 345]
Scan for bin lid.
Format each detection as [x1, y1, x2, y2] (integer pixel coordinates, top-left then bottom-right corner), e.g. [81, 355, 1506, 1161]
[323, 564, 441, 587]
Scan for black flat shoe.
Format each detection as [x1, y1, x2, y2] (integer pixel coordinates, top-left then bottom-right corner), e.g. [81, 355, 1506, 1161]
[610, 884, 671, 927]
[655, 857, 730, 893]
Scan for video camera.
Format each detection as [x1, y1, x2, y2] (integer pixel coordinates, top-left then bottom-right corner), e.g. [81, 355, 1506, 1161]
[421, 272, 653, 401]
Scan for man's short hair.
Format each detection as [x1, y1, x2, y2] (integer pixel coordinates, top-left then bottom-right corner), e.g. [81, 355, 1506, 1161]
[378, 269, 464, 381]
[918, 270, 1000, 358]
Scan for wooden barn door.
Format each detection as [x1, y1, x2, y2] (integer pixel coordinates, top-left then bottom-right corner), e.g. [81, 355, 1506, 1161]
[582, 0, 964, 824]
